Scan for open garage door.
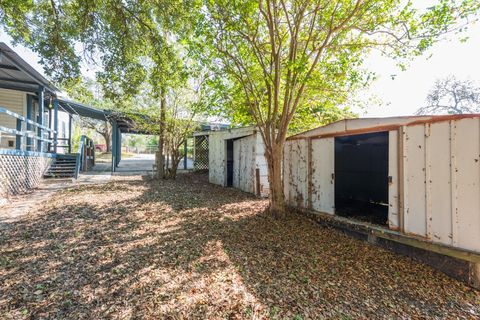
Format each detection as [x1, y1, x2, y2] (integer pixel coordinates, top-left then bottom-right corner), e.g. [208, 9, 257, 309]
[334, 131, 389, 226]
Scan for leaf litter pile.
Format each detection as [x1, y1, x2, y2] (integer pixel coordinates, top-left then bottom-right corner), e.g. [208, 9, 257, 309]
[0, 173, 479, 319]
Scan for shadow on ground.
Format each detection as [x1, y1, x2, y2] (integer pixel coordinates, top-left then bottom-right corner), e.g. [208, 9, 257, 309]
[0, 173, 478, 319]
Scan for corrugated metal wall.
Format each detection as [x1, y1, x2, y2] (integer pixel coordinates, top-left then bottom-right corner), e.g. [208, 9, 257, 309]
[208, 133, 225, 186]
[284, 118, 480, 253]
[207, 130, 269, 197]
[401, 119, 480, 252]
[254, 134, 270, 197]
[233, 135, 256, 193]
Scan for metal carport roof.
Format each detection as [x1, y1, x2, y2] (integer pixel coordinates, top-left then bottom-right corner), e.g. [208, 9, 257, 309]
[57, 98, 109, 121]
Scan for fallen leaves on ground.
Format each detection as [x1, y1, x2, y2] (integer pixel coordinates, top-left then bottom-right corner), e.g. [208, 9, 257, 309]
[0, 173, 479, 319]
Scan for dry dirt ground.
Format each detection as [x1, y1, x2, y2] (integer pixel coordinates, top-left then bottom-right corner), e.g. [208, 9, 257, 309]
[0, 173, 479, 319]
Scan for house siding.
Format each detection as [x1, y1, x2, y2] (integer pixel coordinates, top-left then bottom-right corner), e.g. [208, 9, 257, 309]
[0, 89, 25, 149]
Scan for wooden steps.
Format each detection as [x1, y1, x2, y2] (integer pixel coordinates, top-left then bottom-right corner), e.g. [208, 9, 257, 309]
[44, 154, 78, 179]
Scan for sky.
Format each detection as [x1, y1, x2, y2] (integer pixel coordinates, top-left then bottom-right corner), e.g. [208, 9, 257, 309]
[1, 18, 479, 118]
[359, 22, 480, 117]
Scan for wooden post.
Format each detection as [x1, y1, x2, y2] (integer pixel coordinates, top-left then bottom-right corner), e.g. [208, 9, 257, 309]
[37, 86, 44, 152]
[472, 262, 480, 289]
[68, 114, 73, 153]
[92, 140, 96, 166]
[15, 118, 22, 149]
[117, 129, 121, 166]
[255, 168, 261, 197]
[48, 106, 52, 152]
[26, 95, 32, 151]
[83, 138, 87, 171]
[111, 122, 117, 172]
[53, 99, 59, 153]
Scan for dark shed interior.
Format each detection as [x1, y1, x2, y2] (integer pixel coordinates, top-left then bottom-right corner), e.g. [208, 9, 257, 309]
[334, 131, 389, 226]
[226, 139, 234, 187]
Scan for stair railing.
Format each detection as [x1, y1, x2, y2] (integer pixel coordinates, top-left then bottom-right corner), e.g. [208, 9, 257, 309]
[75, 135, 96, 178]
[75, 136, 85, 178]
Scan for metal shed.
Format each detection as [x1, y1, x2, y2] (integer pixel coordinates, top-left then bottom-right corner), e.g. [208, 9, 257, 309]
[193, 126, 269, 197]
[284, 114, 480, 286]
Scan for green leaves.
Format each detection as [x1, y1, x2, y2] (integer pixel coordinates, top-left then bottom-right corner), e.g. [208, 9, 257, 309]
[195, 0, 479, 137]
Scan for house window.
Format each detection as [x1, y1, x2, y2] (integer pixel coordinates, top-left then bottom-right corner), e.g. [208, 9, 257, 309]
[8, 140, 14, 148]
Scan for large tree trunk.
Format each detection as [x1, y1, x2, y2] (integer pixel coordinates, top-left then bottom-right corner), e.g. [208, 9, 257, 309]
[168, 149, 182, 180]
[102, 132, 111, 152]
[265, 143, 286, 217]
[155, 87, 166, 179]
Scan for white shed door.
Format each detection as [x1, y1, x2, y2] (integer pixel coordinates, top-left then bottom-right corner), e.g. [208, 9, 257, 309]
[311, 137, 335, 214]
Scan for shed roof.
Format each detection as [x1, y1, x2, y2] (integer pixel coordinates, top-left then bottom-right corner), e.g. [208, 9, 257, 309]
[288, 114, 480, 140]
[193, 126, 256, 139]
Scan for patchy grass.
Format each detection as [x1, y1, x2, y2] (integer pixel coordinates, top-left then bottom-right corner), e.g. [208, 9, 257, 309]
[0, 173, 479, 319]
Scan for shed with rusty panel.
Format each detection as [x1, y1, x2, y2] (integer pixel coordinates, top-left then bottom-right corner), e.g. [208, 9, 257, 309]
[284, 114, 480, 287]
[193, 126, 269, 197]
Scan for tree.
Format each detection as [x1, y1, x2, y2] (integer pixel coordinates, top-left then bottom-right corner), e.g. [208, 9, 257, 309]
[198, 0, 480, 216]
[78, 117, 112, 152]
[0, 0, 196, 179]
[126, 74, 209, 179]
[417, 76, 480, 115]
[62, 78, 113, 151]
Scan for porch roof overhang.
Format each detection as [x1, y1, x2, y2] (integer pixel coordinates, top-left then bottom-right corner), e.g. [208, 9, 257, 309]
[57, 98, 109, 121]
[0, 43, 58, 96]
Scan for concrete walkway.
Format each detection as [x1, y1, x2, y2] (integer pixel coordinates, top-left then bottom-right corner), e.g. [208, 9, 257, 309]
[0, 154, 192, 227]
[113, 154, 193, 176]
[115, 153, 155, 175]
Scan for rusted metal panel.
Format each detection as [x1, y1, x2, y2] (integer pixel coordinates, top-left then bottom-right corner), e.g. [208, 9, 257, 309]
[425, 123, 432, 239]
[283, 139, 308, 207]
[404, 124, 427, 237]
[311, 138, 335, 214]
[208, 134, 226, 186]
[254, 134, 269, 197]
[429, 121, 453, 245]
[283, 141, 297, 206]
[388, 130, 399, 229]
[233, 134, 256, 194]
[288, 114, 480, 140]
[284, 115, 480, 255]
[205, 127, 270, 197]
[454, 118, 480, 252]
